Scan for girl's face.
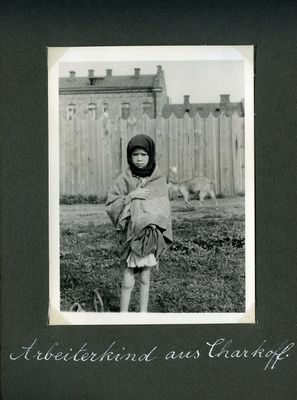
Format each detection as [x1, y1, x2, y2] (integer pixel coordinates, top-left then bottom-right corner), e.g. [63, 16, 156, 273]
[131, 147, 149, 169]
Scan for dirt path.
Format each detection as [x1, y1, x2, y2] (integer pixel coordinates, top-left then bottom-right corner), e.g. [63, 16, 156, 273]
[60, 196, 244, 228]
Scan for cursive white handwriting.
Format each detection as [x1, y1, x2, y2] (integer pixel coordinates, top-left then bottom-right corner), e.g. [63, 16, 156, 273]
[9, 338, 157, 363]
[206, 338, 295, 370]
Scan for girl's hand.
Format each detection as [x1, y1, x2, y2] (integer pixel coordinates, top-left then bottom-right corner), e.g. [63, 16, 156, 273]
[130, 188, 149, 200]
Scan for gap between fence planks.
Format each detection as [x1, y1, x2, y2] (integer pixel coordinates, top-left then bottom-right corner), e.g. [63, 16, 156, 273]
[59, 112, 245, 200]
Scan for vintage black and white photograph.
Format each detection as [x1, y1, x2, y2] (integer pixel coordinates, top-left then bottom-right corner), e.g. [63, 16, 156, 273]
[48, 46, 254, 324]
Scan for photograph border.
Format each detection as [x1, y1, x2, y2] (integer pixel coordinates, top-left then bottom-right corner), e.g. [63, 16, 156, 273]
[3, 2, 297, 399]
[48, 45, 255, 325]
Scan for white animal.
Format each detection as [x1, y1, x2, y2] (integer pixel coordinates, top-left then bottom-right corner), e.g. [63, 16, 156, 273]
[168, 167, 218, 209]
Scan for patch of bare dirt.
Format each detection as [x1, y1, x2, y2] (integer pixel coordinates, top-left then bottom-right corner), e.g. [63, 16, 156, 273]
[60, 196, 244, 229]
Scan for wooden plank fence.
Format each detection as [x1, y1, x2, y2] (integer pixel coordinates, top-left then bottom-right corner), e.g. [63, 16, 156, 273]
[59, 112, 245, 200]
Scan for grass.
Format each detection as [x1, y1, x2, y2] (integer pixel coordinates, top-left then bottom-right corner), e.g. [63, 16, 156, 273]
[60, 194, 101, 204]
[60, 198, 245, 313]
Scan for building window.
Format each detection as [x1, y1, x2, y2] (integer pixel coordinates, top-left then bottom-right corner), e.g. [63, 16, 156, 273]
[67, 104, 76, 120]
[103, 103, 109, 117]
[88, 103, 97, 120]
[142, 102, 153, 118]
[121, 103, 130, 120]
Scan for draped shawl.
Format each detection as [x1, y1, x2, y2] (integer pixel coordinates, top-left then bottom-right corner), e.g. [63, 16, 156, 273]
[106, 166, 172, 260]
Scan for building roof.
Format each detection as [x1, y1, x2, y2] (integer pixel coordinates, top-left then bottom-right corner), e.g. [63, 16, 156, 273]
[162, 101, 244, 118]
[59, 74, 160, 92]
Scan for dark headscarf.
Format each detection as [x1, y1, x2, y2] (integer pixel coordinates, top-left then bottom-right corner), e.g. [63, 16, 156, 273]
[127, 134, 156, 177]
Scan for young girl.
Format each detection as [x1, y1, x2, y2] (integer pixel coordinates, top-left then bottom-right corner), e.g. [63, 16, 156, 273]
[106, 134, 172, 312]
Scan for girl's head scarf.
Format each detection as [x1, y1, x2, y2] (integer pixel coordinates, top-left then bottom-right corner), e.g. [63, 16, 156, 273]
[127, 134, 156, 177]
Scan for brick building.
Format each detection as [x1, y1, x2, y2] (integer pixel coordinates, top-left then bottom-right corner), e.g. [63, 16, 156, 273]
[162, 94, 244, 118]
[59, 65, 244, 121]
[59, 65, 168, 120]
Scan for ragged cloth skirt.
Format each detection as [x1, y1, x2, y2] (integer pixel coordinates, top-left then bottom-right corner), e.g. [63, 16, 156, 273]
[125, 225, 166, 269]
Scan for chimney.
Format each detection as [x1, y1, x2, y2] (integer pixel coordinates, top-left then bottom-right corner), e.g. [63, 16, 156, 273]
[106, 69, 112, 77]
[134, 68, 140, 78]
[88, 69, 94, 78]
[184, 94, 190, 112]
[184, 94, 190, 107]
[69, 71, 76, 80]
[157, 65, 162, 74]
[220, 94, 230, 104]
[241, 98, 245, 109]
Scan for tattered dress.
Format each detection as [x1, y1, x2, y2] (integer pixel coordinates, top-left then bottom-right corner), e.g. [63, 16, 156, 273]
[106, 166, 172, 269]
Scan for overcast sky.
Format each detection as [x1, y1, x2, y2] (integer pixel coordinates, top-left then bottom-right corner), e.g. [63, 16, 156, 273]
[59, 60, 244, 104]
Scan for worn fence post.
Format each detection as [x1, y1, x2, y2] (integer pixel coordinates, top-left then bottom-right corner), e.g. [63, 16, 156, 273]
[59, 112, 245, 199]
[206, 113, 219, 190]
[168, 114, 178, 177]
[219, 113, 234, 196]
[155, 114, 165, 174]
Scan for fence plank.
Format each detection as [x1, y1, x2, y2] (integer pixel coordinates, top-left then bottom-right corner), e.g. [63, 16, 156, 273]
[240, 116, 245, 194]
[120, 118, 129, 172]
[183, 113, 193, 180]
[81, 119, 89, 195]
[188, 115, 195, 179]
[106, 117, 114, 195]
[93, 117, 99, 196]
[177, 117, 184, 180]
[113, 116, 122, 177]
[163, 117, 170, 177]
[220, 114, 234, 196]
[100, 116, 108, 199]
[136, 117, 142, 141]
[202, 117, 208, 177]
[155, 115, 164, 173]
[141, 113, 150, 137]
[182, 115, 188, 180]
[150, 117, 156, 145]
[67, 118, 74, 195]
[109, 116, 120, 181]
[214, 115, 221, 195]
[205, 113, 216, 183]
[96, 117, 104, 198]
[59, 113, 245, 199]
[193, 114, 205, 178]
[231, 113, 241, 194]
[59, 117, 66, 195]
[78, 118, 84, 195]
[73, 116, 80, 194]
[219, 113, 227, 195]
[87, 117, 95, 195]
[168, 114, 178, 178]
[128, 114, 137, 140]
[193, 114, 200, 178]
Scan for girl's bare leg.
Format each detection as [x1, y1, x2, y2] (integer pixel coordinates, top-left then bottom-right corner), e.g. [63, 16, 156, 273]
[120, 267, 135, 312]
[139, 267, 151, 312]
